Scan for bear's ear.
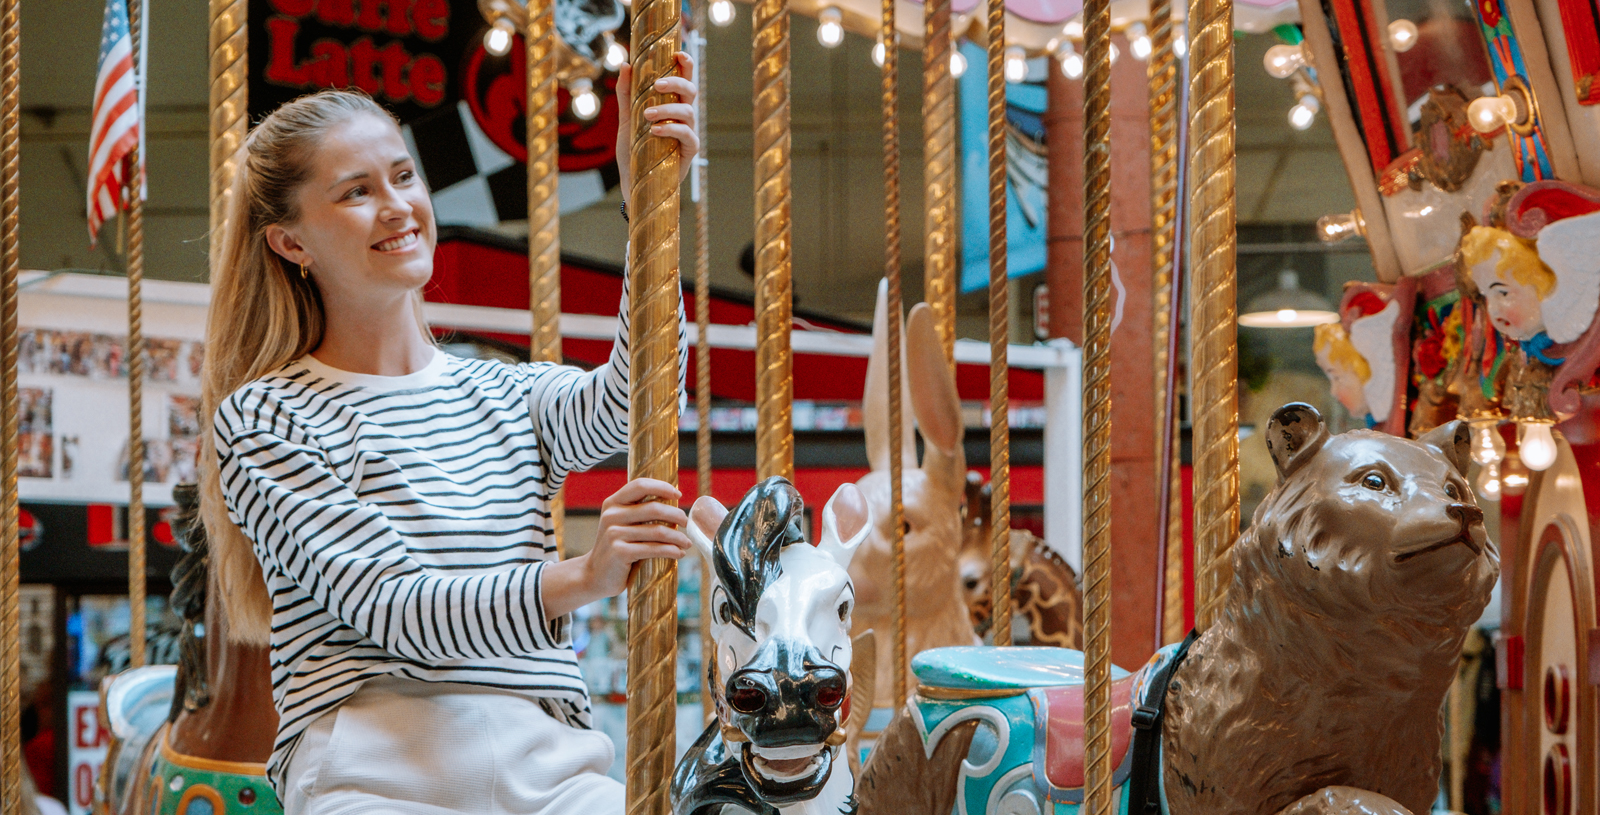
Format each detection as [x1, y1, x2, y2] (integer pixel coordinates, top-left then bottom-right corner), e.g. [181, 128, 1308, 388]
[1418, 420, 1472, 477]
[1266, 403, 1330, 481]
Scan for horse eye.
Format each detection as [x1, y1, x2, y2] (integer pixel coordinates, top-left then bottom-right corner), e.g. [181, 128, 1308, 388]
[1362, 473, 1386, 491]
[717, 600, 734, 625]
[837, 601, 850, 622]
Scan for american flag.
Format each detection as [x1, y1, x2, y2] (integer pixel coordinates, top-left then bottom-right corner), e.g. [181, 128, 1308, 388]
[87, 0, 144, 246]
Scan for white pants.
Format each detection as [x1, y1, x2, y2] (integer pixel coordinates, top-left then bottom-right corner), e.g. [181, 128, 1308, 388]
[281, 677, 624, 815]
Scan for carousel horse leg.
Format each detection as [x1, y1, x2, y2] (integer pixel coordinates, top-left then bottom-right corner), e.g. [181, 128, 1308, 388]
[1276, 786, 1414, 815]
[854, 707, 977, 815]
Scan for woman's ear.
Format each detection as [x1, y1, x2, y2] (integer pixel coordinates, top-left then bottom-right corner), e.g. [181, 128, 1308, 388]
[264, 223, 310, 269]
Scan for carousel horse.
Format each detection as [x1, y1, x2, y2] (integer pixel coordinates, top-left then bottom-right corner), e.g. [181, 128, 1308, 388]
[958, 473, 1083, 648]
[852, 404, 1499, 815]
[848, 283, 982, 697]
[673, 477, 874, 815]
[98, 483, 280, 815]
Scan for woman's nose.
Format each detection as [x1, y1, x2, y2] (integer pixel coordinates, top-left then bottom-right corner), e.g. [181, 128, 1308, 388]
[376, 184, 414, 220]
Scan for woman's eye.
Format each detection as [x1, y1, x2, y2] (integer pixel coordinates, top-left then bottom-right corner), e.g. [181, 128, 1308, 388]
[1362, 473, 1386, 491]
[342, 185, 367, 200]
[396, 170, 415, 184]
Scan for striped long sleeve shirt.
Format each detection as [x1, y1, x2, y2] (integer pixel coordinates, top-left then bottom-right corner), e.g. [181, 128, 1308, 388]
[214, 284, 685, 788]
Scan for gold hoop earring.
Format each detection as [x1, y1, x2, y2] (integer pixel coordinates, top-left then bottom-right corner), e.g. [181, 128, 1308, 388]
[300, 262, 308, 280]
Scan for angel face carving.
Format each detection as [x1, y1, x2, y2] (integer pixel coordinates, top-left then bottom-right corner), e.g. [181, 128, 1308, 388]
[1315, 323, 1372, 419]
[1462, 226, 1555, 342]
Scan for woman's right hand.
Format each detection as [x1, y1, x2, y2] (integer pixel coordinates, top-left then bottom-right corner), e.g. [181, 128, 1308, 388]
[541, 478, 690, 620]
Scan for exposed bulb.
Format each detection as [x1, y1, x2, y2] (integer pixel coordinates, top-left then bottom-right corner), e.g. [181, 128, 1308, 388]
[1109, 40, 1120, 64]
[1064, 20, 1083, 38]
[1476, 461, 1502, 501]
[484, 17, 515, 57]
[603, 34, 627, 71]
[1388, 18, 1419, 52]
[1470, 421, 1507, 465]
[1060, 46, 1084, 79]
[817, 7, 844, 48]
[710, 0, 736, 26]
[569, 78, 601, 120]
[1316, 210, 1363, 243]
[1004, 45, 1028, 82]
[1468, 93, 1518, 134]
[1174, 24, 1187, 57]
[1289, 99, 1317, 130]
[1519, 421, 1558, 471]
[1128, 22, 1152, 60]
[1263, 43, 1307, 79]
[872, 35, 887, 67]
[951, 50, 968, 78]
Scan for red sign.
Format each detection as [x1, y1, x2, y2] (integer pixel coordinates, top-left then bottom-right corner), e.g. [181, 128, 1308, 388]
[67, 690, 108, 815]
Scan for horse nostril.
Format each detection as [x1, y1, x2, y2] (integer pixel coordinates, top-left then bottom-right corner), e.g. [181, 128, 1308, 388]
[815, 678, 846, 710]
[729, 682, 768, 714]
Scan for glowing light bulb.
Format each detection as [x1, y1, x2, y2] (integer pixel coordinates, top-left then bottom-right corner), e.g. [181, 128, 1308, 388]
[1004, 46, 1028, 82]
[603, 35, 627, 71]
[1519, 422, 1558, 471]
[1316, 211, 1362, 243]
[872, 36, 887, 67]
[484, 17, 515, 57]
[1289, 101, 1316, 130]
[1263, 43, 1306, 79]
[1470, 421, 1506, 465]
[1388, 18, 1419, 52]
[1174, 25, 1187, 57]
[569, 79, 601, 120]
[1109, 41, 1120, 64]
[1058, 42, 1084, 78]
[1276, 308, 1298, 323]
[817, 7, 844, 48]
[1064, 20, 1083, 38]
[1476, 461, 1502, 501]
[951, 50, 968, 78]
[1128, 22, 1152, 60]
[1468, 93, 1517, 134]
[710, 0, 736, 26]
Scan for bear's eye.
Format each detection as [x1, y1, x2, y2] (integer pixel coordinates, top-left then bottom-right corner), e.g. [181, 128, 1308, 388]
[1361, 472, 1386, 491]
[1445, 482, 1460, 500]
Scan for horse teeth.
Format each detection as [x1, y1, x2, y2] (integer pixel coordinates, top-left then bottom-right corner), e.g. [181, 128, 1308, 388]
[751, 744, 824, 760]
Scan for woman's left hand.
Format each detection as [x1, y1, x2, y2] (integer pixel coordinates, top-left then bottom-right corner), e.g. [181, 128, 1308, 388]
[615, 51, 699, 206]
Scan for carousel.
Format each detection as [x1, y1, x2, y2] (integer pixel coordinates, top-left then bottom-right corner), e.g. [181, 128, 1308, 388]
[0, 0, 1591, 807]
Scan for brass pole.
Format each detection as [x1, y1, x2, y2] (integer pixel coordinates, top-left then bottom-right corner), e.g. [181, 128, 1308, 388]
[0, 0, 20, 806]
[208, 0, 246, 275]
[985, 0, 1011, 647]
[624, 0, 682, 808]
[1081, 0, 1114, 810]
[1147, 0, 1185, 646]
[923, 0, 956, 364]
[881, 0, 908, 709]
[753, 0, 793, 481]
[691, 0, 715, 724]
[126, 0, 147, 670]
[525, 0, 564, 557]
[1187, 0, 1237, 632]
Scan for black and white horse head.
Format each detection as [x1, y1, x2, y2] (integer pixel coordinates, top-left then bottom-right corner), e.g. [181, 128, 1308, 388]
[673, 477, 871, 815]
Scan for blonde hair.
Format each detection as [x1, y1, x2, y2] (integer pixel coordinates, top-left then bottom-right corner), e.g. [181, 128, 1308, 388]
[1313, 323, 1371, 383]
[1459, 226, 1556, 298]
[201, 89, 433, 644]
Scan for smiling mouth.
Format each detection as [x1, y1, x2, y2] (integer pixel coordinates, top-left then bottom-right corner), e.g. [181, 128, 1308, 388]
[372, 229, 420, 253]
[1395, 531, 1482, 563]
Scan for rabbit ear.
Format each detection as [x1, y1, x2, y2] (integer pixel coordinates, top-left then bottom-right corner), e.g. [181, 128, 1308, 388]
[865, 279, 916, 473]
[906, 304, 965, 490]
[818, 483, 872, 569]
[687, 496, 728, 565]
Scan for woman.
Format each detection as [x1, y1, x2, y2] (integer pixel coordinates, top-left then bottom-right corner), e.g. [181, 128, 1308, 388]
[200, 56, 699, 814]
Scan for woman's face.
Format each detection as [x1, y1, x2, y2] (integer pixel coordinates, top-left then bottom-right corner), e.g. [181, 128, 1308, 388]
[1316, 345, 1369, 418]
[271, 113, 435, 303]
[1471, 257, 1545, 341]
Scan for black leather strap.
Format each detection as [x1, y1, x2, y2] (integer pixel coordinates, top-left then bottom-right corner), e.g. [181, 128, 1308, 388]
[1124, 629, 1199, 814]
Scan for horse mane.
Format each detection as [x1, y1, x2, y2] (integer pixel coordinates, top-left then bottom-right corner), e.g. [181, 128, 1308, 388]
[168, 483, 212, 718]
[711, 476, 806, 636]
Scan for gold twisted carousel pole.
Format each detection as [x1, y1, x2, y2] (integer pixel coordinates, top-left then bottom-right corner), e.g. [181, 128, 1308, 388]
[753, 0, 793, 481]
[691, 0, 715, 723]
[126, 0, 148, 670]
[985, 0, 1011, 647]
[208, 0, 246, 275]
[1147, 0, 1185, 646]
[880, 0, 908, 709]
[1187, 0, 1237, 633]
[525, 0, 564, 556]
[1081, 0, 1114, 806]
[0, 0, 20, 806]
[923, 0, 957, 364]
[624, 0, 682, 807]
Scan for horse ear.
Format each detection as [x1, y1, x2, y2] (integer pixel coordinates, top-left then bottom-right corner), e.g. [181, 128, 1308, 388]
[819, 483, 872, 569]
[1418, 420, 1472, 477]
[1265, 402, 1330, 481]
[687, 496, 727, 565]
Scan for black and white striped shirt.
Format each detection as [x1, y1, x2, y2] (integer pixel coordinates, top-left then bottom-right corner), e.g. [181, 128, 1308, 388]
[214, 287, 684, 787]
